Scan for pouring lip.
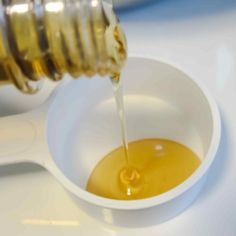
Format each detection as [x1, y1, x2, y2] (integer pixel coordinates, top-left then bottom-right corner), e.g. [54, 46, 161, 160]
[46, 56, 221, 211]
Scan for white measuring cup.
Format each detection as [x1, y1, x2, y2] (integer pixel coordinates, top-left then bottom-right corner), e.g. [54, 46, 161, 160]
[0, 57, 221, 227]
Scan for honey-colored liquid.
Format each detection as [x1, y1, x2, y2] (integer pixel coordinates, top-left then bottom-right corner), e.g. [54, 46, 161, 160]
[86, 139, 201, 200]
[110, 77, 130, 165]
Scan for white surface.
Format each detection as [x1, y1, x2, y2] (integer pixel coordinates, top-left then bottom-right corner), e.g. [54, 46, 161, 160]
[113, 0, 149, 8]
[0, 0, 235, 234]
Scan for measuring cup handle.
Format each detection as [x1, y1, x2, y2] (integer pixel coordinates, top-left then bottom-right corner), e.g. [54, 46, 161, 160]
[0, 105, 51, 167]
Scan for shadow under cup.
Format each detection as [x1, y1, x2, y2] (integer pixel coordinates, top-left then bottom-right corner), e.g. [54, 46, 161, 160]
[47, 57, 220, 226]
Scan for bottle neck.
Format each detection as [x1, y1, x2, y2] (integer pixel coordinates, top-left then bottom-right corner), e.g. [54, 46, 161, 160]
[0, 0, 127, 94]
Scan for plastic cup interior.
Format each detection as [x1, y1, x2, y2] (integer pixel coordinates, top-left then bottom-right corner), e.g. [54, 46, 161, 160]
[46, 56, 220, 210]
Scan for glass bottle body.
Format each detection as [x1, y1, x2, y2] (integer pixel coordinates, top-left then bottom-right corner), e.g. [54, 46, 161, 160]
[0, 0, 127, 93]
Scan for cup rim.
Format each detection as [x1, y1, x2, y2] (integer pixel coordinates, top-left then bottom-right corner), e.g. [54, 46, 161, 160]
[47, 55, 221, 210]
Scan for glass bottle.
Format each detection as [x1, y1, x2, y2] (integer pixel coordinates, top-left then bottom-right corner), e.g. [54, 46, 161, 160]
[0, 0, 127, 93]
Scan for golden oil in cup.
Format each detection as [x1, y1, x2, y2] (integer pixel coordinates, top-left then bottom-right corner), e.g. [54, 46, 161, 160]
[87, 138, 201, 200]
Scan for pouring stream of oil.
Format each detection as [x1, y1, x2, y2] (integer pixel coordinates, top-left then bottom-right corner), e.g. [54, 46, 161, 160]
[110, 76, 129, 164]
[110, 76, 142, 197]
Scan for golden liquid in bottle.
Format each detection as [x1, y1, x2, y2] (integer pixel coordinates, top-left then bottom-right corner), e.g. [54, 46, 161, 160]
[87, 139, 201, 200]
[0, 0, 127, 92]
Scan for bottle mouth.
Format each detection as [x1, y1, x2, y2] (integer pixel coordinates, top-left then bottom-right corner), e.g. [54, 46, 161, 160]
[0, 0, 127, 94]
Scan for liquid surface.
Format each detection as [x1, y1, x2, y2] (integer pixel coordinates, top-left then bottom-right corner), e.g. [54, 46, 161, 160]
[87, 139, 201, 200]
